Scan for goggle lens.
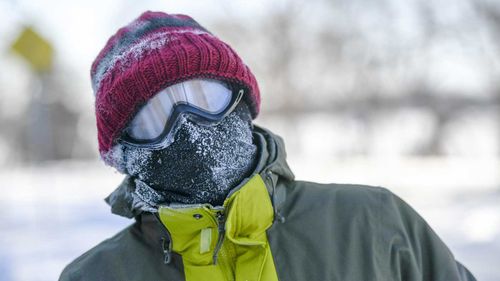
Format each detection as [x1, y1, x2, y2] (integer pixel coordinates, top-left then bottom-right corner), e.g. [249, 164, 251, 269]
[124, 79, 233, 142]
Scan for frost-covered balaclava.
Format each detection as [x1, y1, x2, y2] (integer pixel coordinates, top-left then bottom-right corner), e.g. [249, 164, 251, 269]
[91, 11, 263, 209]
[116, 102, 257, 207]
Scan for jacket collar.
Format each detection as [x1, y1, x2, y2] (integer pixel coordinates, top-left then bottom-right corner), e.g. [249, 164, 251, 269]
[157, 174, 274, 265]
[253, 125, 294, 183]
[105, 125, 295, 219]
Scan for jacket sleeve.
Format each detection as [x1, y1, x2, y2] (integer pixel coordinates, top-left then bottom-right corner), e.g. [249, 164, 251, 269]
[379, 188, 477, 281]
[59, 265, 81, 281]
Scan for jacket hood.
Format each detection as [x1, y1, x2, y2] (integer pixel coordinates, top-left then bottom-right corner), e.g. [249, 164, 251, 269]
[105, 125, 295, 218]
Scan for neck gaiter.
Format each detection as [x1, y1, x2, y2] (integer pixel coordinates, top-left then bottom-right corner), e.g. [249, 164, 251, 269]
[121, 102, 257, 208]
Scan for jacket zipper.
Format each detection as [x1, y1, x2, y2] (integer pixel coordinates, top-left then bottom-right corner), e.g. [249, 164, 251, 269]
[213, 210, 226, 264]
[153, 213, 173, 264]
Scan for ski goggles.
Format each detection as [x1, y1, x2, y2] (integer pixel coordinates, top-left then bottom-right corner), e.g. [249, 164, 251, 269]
[118, 79, 244, 149]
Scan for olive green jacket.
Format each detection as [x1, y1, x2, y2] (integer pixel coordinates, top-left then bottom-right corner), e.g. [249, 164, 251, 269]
[59, 126, 476, 281]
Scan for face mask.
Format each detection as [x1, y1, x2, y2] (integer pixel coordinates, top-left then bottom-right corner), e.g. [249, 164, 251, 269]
[119, 102, 257, 207]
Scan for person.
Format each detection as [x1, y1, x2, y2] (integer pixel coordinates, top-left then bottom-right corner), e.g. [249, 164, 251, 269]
[59, 11, 477, 281]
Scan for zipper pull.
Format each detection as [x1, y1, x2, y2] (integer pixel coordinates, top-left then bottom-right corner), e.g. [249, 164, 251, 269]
[213, 211, 226, 265]
[153, 213, 174, 265]
[161, 237, 172, 264]
[216, 211, 225, 232]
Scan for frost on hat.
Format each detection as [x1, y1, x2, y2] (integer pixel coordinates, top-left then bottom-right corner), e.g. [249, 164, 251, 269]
[90, 10, 260, 159]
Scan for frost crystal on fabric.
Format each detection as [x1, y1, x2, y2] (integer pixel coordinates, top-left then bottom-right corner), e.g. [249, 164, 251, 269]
[92, 31, 170, 93]
[92, 28, 213, 94]
[106, 102, 257, 209]
[130, 179, 164, 212]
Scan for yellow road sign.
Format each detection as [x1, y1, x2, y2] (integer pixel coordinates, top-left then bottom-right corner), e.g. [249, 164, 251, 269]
[10, 26, 54, 72]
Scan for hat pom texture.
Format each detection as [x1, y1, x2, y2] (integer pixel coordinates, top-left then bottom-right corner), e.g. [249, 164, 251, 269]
[91, 11, 260, 156]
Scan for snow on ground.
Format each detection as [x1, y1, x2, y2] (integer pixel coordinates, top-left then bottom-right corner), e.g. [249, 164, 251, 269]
[0, 158, 498, 281]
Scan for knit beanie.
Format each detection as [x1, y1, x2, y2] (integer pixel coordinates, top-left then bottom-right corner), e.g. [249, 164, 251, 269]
[90, 11, 260, 158]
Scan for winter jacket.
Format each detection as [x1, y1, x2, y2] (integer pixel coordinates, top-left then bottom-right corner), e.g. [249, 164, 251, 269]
[59, 126, 477, 281]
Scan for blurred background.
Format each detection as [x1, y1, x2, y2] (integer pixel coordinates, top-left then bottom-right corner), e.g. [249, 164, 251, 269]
[0, 0, 499, 280]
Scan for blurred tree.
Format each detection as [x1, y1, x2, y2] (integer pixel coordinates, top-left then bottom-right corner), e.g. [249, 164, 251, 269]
[5, 25, 89, 163]
[214, 0, 500, 157]
[1, 0, 498, 164]
[473, 0, 500, 157]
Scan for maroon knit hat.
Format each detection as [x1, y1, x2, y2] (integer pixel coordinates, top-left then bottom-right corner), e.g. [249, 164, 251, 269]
[91, 11, 260, 157]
